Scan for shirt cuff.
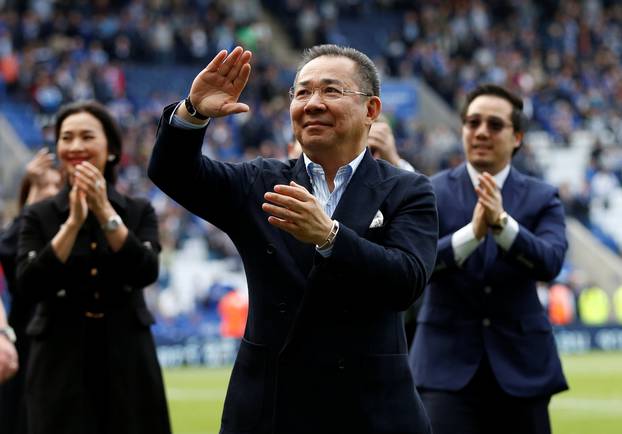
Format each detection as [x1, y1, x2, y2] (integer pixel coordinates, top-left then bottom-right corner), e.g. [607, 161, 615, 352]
[316, 244, 333, 257]
[493, 214, 519, 250]
[452, 223, 484, 266]
[170, 100, 211, 129]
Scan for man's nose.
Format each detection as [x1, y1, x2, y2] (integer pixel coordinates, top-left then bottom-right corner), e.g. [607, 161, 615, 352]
[475, 122, 490, 137]
[304, 90, 325, 111]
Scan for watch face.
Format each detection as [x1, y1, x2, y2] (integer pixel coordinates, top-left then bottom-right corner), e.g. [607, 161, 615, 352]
[103, 215, 122, 232]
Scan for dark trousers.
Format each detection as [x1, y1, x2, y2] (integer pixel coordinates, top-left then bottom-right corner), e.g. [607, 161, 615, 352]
[420, 358, 552, 434]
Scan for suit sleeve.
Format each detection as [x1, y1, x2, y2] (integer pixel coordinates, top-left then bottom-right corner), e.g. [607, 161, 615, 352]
[323, 174, 438, 311]
[148, 104, 258, 232]
[16, 206, 66, 300]
[502, 187, 567, 281]
[109, 199, 161, 288]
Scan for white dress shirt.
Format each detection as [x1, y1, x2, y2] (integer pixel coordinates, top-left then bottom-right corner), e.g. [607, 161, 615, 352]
[452, 163, 520, 266]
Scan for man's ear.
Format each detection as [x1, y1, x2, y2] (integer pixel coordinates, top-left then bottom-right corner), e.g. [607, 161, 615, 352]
[366, 96, 382, 125]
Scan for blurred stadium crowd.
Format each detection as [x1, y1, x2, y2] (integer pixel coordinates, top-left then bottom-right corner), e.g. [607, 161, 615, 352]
[2, 0, 622, 340]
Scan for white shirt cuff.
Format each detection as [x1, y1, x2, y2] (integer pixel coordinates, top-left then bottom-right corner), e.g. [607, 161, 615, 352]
[493, 214, 519, 250]
[452, 223, 484, 266]
[316, 244, 333, 257]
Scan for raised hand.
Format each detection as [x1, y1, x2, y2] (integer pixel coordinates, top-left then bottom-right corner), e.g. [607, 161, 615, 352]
[188, 46, 253, 118]
[262, 181, 333, 245]
[368, 122, 400, 166]
[25, 147, 55, 186]
[0, 333, 18, 384]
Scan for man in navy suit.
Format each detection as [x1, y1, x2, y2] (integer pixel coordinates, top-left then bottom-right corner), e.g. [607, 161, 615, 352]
[149, 45, 438, 434]
[410, 84, 568, 434]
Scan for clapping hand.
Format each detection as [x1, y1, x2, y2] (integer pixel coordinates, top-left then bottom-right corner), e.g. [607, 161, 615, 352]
[262, 182, 333, 246]
[0, 335, 18, 384]
[25, 147, 55, 186]
[368, 122, 400, 166]
[475, 172, 504, 226]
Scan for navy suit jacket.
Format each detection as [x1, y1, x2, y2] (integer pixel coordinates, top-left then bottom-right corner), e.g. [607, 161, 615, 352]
[410, 163, 568, 398]
[149, 105, 438, 434]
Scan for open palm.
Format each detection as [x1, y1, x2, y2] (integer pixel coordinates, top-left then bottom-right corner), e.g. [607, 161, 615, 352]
[189, 46, 252, 118]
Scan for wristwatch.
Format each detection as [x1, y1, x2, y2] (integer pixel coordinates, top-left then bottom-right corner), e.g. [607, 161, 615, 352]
[0, 326, 16, 343]
[317, 220, 340, 250]
[101, 214, 123, 233]
[184, 97, 209, 120]
[491, 211, 509, 233]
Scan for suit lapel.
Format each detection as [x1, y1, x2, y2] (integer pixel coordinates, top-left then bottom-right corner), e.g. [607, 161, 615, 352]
[500, 167, 527, 219]
[263, 157, 315, 281]
[332, 151, 393, 236]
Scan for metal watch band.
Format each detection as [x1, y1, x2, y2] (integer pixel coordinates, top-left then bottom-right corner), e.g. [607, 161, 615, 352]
[491, 211, 508, 232]
[102, 215, 122, 232]
[317, 220, 339, 250]
[184, 97, 209, 120]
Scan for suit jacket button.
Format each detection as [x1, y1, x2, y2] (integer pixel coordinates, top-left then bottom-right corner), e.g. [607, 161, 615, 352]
[90, 242, 97, 250]
[484, 286, 492, 294]
[90, 268, 98, 276]
[56, 289, 66, 298]
[482, 318, 491, 327]
[266, 244, 276, 255]
[94, 291, 100, 300]
[278, 302, 287, 314]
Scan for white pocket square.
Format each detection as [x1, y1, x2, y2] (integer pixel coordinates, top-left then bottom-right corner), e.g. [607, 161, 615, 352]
[369, 210, 384, 228]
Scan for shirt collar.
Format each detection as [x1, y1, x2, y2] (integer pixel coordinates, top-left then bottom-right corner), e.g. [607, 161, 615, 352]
[303, 147, 367, 179]
[466, 162, 511, 189]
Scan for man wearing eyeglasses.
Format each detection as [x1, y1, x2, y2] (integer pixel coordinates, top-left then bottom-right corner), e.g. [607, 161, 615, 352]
[149, 44, 437, 434]
[409, 84, 568, 434]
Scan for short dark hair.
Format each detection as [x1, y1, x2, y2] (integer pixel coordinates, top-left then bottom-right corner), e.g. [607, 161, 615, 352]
[54, 100, 122, 183]
[460, 84, 527, 134]
[295, 44, 380, 97]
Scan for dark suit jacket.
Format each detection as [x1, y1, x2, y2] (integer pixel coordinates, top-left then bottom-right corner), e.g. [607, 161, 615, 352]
[410, 163, 568, 398]
[148, 104, 439, 434]
[15, 185, 171, 434]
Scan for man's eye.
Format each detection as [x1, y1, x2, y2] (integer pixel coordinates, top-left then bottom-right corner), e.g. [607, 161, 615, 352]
[296, 89, 310, 97]
[467, 119, 481, 128]
[488, 120, 504, 131]
[324, 86, 340, 94]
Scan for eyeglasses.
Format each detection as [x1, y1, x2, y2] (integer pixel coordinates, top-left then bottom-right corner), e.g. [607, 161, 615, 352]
[289, 85, 372, 102]
[463, 116, 513, 133]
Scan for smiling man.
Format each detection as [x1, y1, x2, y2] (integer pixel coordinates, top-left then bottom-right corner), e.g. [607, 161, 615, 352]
[409, 84, 568, 434]
[149, 45, 438, 434]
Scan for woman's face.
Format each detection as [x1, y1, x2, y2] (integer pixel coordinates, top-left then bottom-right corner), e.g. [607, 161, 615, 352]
[56, 111, 109, 180]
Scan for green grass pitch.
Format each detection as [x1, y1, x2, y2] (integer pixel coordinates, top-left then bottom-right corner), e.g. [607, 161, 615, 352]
[163, 352, 622, 434]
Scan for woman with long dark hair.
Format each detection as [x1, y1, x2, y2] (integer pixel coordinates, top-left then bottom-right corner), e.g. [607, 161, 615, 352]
[16, 101, 171, 434]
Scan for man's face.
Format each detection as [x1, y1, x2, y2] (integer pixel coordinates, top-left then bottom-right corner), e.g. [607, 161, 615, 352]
[290, 55, 378, 159]
[461, 95, 522, 174]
